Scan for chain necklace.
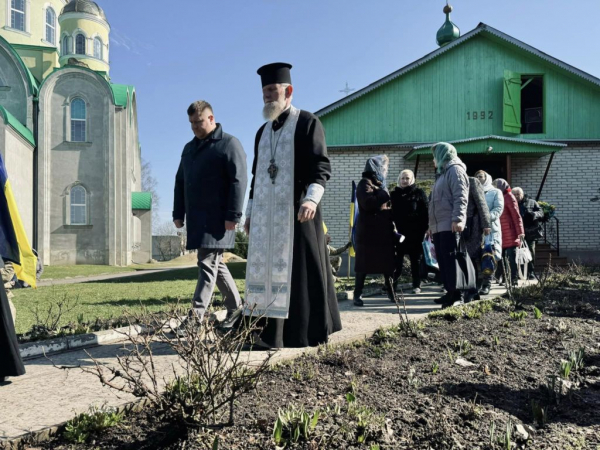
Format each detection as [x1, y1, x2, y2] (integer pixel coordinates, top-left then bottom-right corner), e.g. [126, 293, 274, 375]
[267, 121, 283, 184]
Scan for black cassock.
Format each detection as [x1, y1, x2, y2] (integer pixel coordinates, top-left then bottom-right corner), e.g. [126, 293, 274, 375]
[0, 259, 25, 379]
[249, 108, 342, 348]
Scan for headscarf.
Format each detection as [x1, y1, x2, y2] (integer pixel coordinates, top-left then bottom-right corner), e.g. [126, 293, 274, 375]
[363, 155, 389, 187]
[431, 142, 458, 174]
[475, 170, 493, 188]
[397, 169, 415, 187]
[493, 178, 511, 193]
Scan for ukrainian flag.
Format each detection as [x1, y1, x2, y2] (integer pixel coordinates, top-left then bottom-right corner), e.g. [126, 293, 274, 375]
[0, 153, 37, 288]
[349, 181, 359, 257]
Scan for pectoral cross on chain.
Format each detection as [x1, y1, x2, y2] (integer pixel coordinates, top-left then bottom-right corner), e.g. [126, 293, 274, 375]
[268, 159, 278, 184]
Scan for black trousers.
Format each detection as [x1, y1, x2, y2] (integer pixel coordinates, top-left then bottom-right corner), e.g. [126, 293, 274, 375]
[432, 231, 463, 299]
[496, 246, 518, 284]
[1, 284, 25, 378]
[393, 240, 423, 288]
[354, 272, 393, 297]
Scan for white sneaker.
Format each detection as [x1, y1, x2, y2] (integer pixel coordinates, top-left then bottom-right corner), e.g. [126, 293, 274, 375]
[412, 287, 421, 294]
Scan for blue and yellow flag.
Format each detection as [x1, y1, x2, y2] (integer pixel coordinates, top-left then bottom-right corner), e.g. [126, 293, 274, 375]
[349, 181, 359, 257]
[0, 153, 37, 287]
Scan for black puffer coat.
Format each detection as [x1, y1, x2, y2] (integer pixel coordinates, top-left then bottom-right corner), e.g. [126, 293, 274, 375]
[390, 184, 429, 251]
[354, 177, 395, 274]
[519, 195, 544, 241]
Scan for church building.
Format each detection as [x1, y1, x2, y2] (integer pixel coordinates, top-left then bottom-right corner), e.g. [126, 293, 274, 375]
[0, 0, 152, 266]
[319, 5, 600, 264]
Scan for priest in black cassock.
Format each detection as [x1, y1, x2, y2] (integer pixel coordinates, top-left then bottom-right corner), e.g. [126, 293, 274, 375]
[243, 62, 342, 348]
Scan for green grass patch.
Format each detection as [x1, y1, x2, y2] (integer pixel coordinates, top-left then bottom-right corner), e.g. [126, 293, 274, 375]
[41, 265, 138, 280]
[13, 262, 247, 335]
[428, 299, 496, 322]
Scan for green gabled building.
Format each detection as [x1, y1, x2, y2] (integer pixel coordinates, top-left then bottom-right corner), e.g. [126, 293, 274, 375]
[317, 9, 600, 263]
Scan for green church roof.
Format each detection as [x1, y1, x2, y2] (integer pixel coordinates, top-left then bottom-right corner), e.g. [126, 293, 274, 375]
[132, 192, 152, 210]
[0, 105, 35, 146]
[0, 35, 39, 96]
[405, 135, 565, 160]
[110, 84, 135, 108]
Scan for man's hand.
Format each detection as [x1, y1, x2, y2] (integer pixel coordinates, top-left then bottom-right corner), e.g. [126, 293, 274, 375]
[519, 233, 526, 244]
[174, 219, 184, 229]
[225, 221, 236, 231]
[298, 201, 317, 223]
[244, 218, 251, 235]
[483, 228, 492, 236]
[452, 222, 464, 233]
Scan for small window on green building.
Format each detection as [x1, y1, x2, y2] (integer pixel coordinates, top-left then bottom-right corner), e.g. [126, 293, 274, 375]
[521, 75, 543, 134]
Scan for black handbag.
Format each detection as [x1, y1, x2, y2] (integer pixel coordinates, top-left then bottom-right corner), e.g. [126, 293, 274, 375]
[452, 233, 477, 291]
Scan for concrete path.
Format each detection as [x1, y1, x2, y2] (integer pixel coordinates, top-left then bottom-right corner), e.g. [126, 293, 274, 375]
[37, 265, 196, 287]
[0, 282, 509, 444]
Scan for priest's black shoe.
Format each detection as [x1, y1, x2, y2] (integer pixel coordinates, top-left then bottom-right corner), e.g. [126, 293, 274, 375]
[353, 294, 364, 307]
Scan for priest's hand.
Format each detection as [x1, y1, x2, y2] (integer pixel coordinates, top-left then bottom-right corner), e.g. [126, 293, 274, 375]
[244, 218, 251, 235]
[225, 221, 236, 231]
[174, 219, 184, 229]
[298, 201, 317, 223]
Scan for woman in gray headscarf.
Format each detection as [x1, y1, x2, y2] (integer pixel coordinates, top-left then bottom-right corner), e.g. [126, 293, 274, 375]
[353, 155, 396, 306]
[428, 143, 470, 307]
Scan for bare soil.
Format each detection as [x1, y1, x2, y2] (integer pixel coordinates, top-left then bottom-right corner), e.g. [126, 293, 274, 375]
[35, 272, 600, 450]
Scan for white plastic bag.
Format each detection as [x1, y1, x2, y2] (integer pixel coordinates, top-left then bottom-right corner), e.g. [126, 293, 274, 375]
[516, 240, 533, 280]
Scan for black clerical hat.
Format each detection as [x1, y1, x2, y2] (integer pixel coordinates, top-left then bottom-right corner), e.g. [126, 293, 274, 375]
[257, 62, 293, 87]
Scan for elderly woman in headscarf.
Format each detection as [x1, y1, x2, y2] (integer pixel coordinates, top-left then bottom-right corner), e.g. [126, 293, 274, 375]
[475, 170, 504, 294]
[390, 169, 429, 294]
[493, 178, 525, 286]
[353, 155, 396, 306]
[428, 142, 470, 307]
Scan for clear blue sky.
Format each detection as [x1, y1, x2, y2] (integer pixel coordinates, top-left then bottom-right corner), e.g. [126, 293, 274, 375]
[100, 0, 599, 226]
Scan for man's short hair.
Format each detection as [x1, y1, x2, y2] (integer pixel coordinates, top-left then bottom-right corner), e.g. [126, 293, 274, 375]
[187, 100, 213, 116]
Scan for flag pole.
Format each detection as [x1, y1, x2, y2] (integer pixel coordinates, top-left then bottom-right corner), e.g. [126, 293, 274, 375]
[347, 222, 351, 282]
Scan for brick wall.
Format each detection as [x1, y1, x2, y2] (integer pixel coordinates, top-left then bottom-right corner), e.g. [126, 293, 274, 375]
[324, 145, 600, 255]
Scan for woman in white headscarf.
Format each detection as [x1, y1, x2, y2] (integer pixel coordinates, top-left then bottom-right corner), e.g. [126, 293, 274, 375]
[390, 169, 429, 293]
[475, 170, 504, 294]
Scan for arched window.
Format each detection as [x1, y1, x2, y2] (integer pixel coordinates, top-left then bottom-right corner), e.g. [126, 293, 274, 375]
[61, 35, 70, 55]
[70, 185, 87, 225]
[70, 98, 86, 142]
[93, 37, 102, 60]
[75, 34, 86, 55]
[10, 0, 25, 31]
[45, 7, 56, 44]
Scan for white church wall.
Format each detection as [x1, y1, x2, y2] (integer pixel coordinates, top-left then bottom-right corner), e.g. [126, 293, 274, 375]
[38, 70, 114, 265]
[1, 127, 34, 242]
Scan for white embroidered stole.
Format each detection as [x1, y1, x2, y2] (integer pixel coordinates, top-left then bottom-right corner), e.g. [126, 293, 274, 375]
[245, 106, 299, 318]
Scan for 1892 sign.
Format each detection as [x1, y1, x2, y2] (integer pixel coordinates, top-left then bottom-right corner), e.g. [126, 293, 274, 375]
[467, 111, 494, 120]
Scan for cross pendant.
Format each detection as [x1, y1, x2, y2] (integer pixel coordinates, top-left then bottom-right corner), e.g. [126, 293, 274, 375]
[268, 159, 278, 184]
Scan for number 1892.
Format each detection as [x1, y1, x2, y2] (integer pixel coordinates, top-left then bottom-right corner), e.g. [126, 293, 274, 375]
[467, 111, 493, 120]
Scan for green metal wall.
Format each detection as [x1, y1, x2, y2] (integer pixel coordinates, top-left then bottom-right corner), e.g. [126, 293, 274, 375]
[319, 34, 600, 146]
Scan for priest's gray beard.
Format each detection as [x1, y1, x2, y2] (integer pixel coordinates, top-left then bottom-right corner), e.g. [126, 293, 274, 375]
[262, 98, 287, 121]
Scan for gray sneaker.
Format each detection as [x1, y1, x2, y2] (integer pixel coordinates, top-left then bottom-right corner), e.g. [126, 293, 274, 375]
[174, 316, 203, 338]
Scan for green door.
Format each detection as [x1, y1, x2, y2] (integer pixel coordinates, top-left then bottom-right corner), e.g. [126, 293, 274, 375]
[503, 70, 522, 134]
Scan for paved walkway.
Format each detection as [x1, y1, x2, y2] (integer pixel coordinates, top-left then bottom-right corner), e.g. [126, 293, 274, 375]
[0, 282, 509, 443]
[37, 265, 196, 287]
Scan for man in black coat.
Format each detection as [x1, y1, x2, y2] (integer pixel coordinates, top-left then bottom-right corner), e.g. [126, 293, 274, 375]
[173, 101, 247, 329]
[513, 187, 544, 279]
[243, 63, 341, 348]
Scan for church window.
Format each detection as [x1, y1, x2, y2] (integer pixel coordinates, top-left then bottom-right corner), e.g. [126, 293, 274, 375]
[45, 7, 56, 44]
[70, 186, 87, 225]
[75, 34, 86, 55]
[94, 37, 102, 60]
[61, 35, 70, 55]
[10, 0, 25, 31]
[70, 98, 86, 142]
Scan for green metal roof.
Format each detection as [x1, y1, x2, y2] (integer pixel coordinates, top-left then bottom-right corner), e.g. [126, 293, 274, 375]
[110, 84, 135, 108]
[0, 105, 35, 146]
[0, 35, 39, 96]
[132, 192, 152, 210]
[405, 136, 565, 160]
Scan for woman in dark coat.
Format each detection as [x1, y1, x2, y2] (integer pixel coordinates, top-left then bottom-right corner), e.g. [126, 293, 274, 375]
[390, 169, 429, 293]
[463, 177, 491, 302]
[1, 259, 25, 384]
[353, 155, 396, 306]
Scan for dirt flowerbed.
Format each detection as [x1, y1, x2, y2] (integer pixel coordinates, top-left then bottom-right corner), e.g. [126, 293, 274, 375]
[38, 271, 600, 449]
